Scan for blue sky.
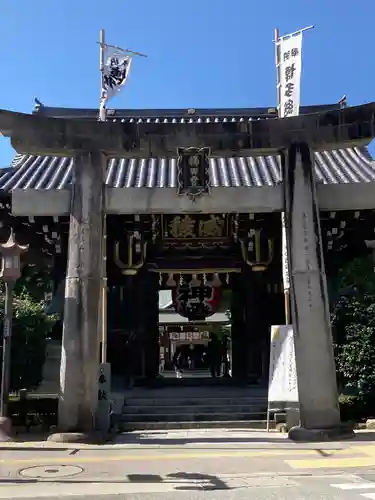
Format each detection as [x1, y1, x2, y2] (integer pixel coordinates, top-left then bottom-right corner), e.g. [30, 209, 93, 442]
[1, 0, 374, 166]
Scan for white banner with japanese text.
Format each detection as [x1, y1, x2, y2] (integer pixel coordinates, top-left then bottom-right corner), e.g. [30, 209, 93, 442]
[278, 31, 303, 118]
[268, 325, 299, 403]
[277, 30, 303, 291]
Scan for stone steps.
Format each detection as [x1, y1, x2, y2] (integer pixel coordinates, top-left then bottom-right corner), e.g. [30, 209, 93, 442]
[121, 412, 266, 422]
[123, 397, 266, 407]
[119, 420, 273, 431]
[122, 404, 266, 415]
[119, 386, 269, 431]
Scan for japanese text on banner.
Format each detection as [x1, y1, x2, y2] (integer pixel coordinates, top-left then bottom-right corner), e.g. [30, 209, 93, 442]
[278, 32, 303, 118]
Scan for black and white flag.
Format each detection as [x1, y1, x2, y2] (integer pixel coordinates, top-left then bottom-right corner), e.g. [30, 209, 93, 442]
[99, 47, 132, 121]
[277, 31, 303, 118]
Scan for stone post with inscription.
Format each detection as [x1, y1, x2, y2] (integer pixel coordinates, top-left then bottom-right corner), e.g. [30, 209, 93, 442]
[283, 143, 352, 441]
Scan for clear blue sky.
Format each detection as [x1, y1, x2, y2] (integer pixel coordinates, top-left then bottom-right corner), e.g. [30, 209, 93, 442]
[1, 0, 374, 166]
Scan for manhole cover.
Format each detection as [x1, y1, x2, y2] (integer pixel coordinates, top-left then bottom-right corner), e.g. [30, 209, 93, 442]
[19, 465, 83, 479]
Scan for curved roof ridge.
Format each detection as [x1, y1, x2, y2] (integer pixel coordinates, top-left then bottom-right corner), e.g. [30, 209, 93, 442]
[34, 103, 342, 120]
[1, 147, 374, 192]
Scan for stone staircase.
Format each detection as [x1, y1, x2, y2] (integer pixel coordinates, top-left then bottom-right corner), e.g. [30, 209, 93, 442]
[118, 385, 269, 431]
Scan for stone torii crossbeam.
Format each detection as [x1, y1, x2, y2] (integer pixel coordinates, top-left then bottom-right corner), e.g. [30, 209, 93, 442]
[0, 102, 374, 157]
[0, 103, 375, 440]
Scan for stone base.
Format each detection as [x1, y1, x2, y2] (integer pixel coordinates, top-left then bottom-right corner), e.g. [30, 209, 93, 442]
[288, 423, 355, 442]
[0, 417, 12, 442]
[366, 419, 375, 430]
[47, 432, 110, 444]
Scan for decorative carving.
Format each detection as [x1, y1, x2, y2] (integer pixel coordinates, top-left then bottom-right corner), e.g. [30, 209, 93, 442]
[163, 214, 228, 248]
[168, 215, 195, 239]
[114, 231, 147, 275]
[177, 147, 211, 200]
[240, 229, 274, 271]
[199, 215, 225, 238]
[151, 215, 160, 243]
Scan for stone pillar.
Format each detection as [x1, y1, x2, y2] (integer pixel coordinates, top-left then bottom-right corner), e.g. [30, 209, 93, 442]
[58, 151, 105, 433]
[283, 143, 351, 440]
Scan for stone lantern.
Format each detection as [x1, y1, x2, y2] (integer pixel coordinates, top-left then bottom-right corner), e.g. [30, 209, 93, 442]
[0, 230, 28, 426]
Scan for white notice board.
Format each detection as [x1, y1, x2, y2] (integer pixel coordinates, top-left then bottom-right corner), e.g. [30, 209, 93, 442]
[268, 325, 299, 403]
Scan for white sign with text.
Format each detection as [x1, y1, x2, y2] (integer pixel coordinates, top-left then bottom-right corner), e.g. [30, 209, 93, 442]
[268, 325, 299, 403]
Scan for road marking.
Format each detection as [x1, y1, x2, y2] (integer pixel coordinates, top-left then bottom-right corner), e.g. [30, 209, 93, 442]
[355, 445, 375, 457]
[330, 481, 375, 500]
[0, 447, 358, 466]
[0, 481, 179, 497]
[287, 456, 375, 469]
[331, 483, 375, 490]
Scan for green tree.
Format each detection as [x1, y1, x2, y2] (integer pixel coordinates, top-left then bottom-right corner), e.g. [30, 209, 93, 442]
[0, 264, 56, 392]
[331, 254, 375, 395]
[332, 293, 375, 395]
[335, 255, 375, 295]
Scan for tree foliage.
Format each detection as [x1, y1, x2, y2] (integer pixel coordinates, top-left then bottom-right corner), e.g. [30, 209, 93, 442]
[0, 264, 56, 392]
[331, 254, 375, 396]
[335, 256, 375, 295]
[332, 293, 375, 395]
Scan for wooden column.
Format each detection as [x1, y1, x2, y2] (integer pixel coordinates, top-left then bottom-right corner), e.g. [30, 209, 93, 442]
[59, 151, 105, 432]
[244, 269, 266, 383]
[230, 273, 247, 381]
[283, 143, 346, 439]
[141, 271, 160, 381]
[130, 270, 159, 382]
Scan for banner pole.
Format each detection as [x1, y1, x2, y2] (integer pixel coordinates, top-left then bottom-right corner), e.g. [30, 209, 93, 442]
[99, 29, 106, 122]
[99, 29, 108, 363]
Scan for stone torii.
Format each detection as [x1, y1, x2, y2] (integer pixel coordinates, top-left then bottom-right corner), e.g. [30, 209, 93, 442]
[0, 103, 375, 440]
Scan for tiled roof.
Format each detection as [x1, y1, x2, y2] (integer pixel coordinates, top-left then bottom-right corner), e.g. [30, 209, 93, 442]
[1, 103, 374, 191]
[0, 147, 375, 191]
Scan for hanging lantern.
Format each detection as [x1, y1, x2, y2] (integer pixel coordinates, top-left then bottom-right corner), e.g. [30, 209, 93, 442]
[166, 273, 176, 287]
[189, 274, 201, 287]
[172, 281, 222, 321]
[208, 273, 221, 287]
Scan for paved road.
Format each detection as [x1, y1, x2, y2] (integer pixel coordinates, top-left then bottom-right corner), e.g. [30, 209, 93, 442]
[2, 429, 375, 498]
[2, 473, 375, 499]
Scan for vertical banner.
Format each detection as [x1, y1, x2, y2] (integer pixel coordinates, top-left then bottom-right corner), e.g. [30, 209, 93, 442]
[268, 325, 298, 404]
[277, 32, 303, 118]
[276, 29, 304, 293]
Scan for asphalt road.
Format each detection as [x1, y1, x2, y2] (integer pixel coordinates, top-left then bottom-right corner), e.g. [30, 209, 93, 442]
[2, 473, 375, 499]
[2, 429, 375, 498]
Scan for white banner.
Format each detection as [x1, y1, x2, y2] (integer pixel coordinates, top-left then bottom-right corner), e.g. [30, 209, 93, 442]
[278, 31, 303, 118]
[99, 47, 132, 120]
[268, 325, 298, 403]
[103, 47, 132, 100]
[278, 30, 303, 290]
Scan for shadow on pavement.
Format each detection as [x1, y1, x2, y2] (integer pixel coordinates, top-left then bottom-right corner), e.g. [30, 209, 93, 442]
[0, 472, 231, 491]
